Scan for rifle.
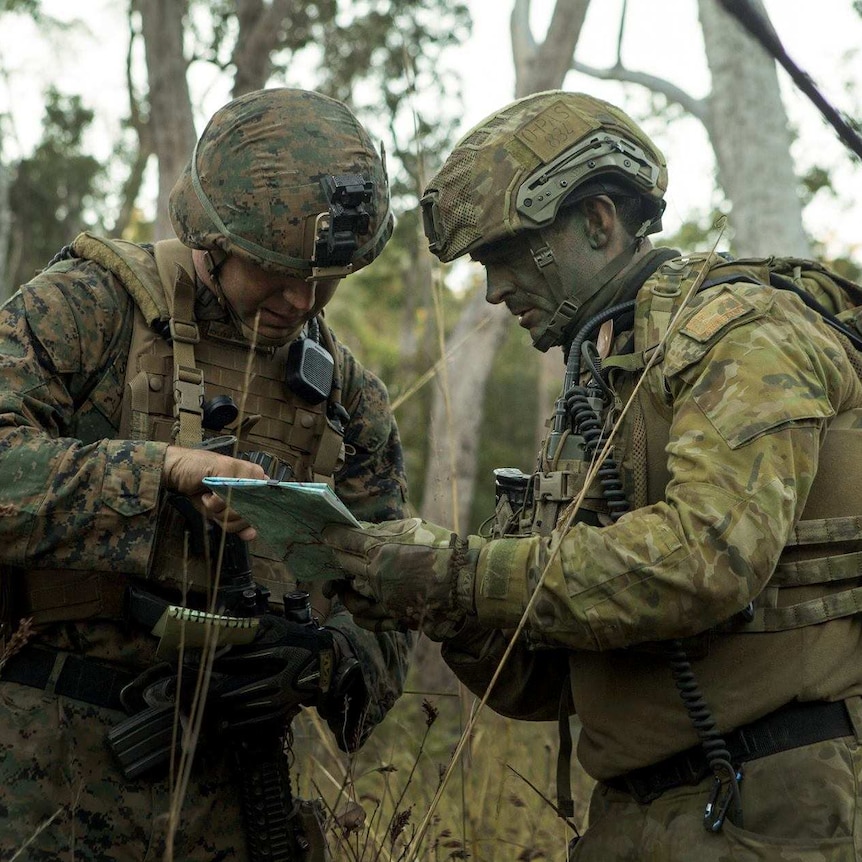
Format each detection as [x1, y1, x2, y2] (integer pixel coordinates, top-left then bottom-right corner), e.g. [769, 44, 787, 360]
[108, 436, 328, 861]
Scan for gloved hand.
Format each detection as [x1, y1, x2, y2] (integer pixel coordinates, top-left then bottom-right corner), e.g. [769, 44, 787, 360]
[181, 613, 337, 733]
[322, 517, 486, 640]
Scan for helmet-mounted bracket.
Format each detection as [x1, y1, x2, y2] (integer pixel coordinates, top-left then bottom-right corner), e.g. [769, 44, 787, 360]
[515, 133, 662, 232]
[310, 174, 373, 279]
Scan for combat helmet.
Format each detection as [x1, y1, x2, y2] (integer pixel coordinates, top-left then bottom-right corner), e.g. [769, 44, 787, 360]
[421, 91, 667, 349]
[170, 88, 393, 282]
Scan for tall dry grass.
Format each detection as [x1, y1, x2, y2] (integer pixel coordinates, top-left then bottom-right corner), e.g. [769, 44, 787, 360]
[288, 642, 593, 862]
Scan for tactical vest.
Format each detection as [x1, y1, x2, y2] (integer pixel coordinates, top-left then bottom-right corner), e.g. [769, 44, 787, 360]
[23, 234, 347, 624]
[605, 253, 862, 633]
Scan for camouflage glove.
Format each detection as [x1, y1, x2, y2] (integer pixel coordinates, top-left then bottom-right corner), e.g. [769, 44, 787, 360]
[322, 517, 486, 640]
[181, 614, 337, 733]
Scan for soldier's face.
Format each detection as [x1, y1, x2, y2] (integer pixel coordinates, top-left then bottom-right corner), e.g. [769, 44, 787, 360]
[476, 235, 562, 341]
[474, 208, 607, 345]
[480, 219, 597, 341]
[217, 255, 326, 339]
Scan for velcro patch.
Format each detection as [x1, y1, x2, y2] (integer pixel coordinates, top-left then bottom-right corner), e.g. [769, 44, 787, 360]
[515, 100, 597, 163]
[681, 292, 752, 342]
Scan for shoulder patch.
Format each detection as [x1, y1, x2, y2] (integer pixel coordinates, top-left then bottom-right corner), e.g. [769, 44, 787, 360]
[681, 291, 753, 343]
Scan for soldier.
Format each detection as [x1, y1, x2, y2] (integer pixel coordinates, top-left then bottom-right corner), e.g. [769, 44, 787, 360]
[322, 91, 862, 860]
[0, 88, 411, 860]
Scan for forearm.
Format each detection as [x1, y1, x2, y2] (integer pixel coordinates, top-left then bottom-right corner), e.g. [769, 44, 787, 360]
[441, 619, 568, 721]
[473, 423, 819, 650]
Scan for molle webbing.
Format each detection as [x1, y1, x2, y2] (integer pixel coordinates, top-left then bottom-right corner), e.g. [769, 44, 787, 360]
[166, 257, 204, 447]
[21, 569, 129, 624]
[737, 409, 862, 632]
[22, 236, 346, 624]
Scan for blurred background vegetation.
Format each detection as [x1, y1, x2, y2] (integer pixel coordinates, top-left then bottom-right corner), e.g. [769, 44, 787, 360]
[1, 1, 861, 858]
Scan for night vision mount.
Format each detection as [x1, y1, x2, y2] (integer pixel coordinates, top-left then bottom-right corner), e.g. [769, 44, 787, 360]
[311, 173, 374, 277]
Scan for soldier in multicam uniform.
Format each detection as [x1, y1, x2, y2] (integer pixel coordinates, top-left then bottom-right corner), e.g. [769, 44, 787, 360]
[0, 88, 411, 860]
[322, 91, 862, 860]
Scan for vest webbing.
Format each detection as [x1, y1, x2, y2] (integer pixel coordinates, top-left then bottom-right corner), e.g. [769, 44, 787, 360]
[22, 236, 346, 624]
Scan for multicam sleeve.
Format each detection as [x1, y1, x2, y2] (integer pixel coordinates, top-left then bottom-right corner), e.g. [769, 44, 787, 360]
[471, 286, 862, 650]
[441, 620, 570, 721]
[323, 339, 412, 740]
[0, 263, 166, 573]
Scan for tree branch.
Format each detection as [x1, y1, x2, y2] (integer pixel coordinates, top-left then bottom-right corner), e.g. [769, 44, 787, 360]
[571, 60, 707, 122]
[515, 0, 590, 96]
[510, 0, 536, 78]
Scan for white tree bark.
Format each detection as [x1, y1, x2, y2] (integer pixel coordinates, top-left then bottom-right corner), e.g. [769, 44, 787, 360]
[421, 286, 510, 532]
[698, 0, 810, 256]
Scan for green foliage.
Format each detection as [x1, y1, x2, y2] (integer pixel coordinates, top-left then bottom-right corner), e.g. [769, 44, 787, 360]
[0, 0, 41, 14]
[313, 0, 471, 201]
[800, 165, 834, 202]
[7, 88, 106, 292]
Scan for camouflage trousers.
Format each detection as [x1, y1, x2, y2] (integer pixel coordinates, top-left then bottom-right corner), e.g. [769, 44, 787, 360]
[572, 736, 862, 861]
[0, 680, 247, 862]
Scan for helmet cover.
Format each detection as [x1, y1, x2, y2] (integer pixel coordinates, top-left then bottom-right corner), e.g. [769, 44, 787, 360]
[170, 88, 393, 277]
[421, 91, 667, 262]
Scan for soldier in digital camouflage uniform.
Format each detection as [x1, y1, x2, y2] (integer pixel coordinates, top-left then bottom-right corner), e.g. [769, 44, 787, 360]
[322, 91, 862, 860]
[0, 88, 411, 860]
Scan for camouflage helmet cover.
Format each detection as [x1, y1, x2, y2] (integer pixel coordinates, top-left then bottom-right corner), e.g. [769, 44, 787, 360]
[421, 91, 668, 263]
[170, 88, 393, 277]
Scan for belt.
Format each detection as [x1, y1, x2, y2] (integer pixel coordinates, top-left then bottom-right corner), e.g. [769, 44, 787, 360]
[605, 699, 854, 804]
[1, 646, 137, 712]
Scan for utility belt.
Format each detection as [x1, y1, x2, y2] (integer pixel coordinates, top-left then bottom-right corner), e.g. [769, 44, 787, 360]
[604, 699, 854, 804]
[0, 583, 187, 713]
[0, 645, 137, 712]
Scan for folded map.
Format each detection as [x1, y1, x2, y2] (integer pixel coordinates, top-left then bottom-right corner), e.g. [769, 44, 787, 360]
[202, 478, 361, 581]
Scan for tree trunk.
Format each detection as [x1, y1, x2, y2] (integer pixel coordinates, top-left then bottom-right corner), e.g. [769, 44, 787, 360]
[420, 0, 592, 530]
[0, 159, 11, 299]
[231, 0, 295, 95]
[698, 0, 810, 256]
[137, 0, 197, 240]
[420, 286, 510, 533]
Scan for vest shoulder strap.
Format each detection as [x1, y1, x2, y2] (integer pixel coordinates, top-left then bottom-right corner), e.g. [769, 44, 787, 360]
[70, 232, 174, 325]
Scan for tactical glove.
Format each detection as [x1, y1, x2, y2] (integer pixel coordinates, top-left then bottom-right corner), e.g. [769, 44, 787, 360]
[182, 613, 339, 733]
[322, 518, 488, 640]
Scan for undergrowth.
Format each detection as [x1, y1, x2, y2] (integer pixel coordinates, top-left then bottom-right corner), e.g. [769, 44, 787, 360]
[289, 642, 594, 862]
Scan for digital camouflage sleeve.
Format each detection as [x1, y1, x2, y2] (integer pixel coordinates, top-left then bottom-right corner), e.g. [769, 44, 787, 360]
[0, 263, 164, 573]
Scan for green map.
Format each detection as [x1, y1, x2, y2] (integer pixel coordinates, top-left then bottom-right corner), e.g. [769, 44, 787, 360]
[202, 478, 361, 581]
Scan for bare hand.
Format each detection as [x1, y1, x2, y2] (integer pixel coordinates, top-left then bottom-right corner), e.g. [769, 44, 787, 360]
[163, 445, 266, 540]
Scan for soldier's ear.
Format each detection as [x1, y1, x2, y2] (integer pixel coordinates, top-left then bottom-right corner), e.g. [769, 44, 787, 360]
[580, 196, 615, 250]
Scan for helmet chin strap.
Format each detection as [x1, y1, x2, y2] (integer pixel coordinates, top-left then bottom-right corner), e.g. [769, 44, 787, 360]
[202, 249, 292, 348]
[528, 219, 652, 352]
